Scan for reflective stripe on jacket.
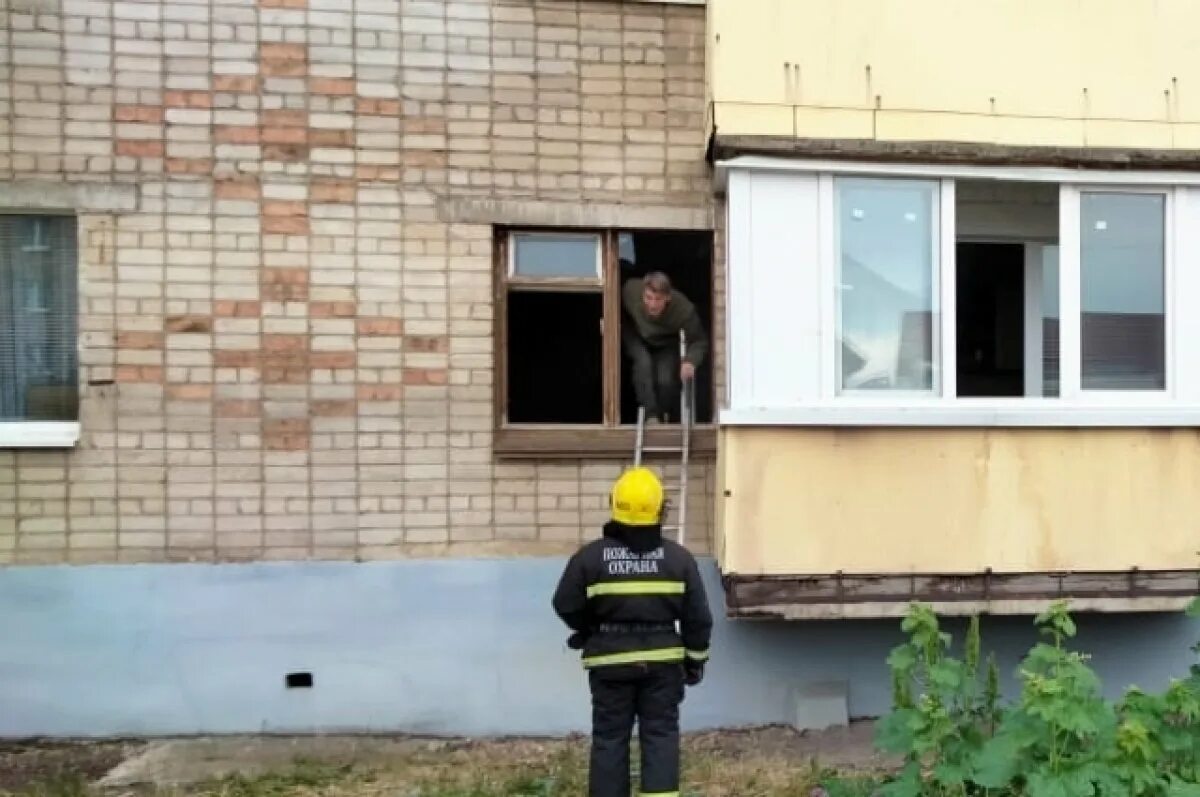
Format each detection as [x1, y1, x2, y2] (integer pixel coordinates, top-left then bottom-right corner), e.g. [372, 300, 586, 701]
[552, 521, 713, 669]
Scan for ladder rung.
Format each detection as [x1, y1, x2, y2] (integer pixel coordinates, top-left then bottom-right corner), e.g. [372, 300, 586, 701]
[641, 446, 683, 454]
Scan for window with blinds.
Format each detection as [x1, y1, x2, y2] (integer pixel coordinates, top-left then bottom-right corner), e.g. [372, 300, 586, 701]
[0, 215, 79, 422]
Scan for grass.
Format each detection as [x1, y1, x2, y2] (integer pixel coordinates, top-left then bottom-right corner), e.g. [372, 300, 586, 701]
[0, 734, 889, 797]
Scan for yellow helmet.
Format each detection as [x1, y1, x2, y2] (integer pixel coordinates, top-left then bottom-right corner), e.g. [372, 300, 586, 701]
[610, 467, 665, 526]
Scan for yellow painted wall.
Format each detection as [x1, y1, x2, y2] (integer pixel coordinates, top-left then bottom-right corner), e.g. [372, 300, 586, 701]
[710, 0, 1200, 149]
[717, 426, 1200, 576]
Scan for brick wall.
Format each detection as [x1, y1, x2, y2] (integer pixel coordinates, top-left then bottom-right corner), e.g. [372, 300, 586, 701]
[0, 0, 717, 564]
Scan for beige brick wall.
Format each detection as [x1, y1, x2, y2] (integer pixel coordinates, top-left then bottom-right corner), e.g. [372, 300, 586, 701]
[0, 0, 718, 565]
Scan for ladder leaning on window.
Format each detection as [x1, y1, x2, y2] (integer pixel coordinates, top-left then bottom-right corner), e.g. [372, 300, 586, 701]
[632, 329, 694, 548]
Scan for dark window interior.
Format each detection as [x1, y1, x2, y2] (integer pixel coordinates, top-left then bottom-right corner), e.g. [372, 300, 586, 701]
[618, 230, 713, 424]
[506, 290, 603, 424]
[956, 242, 1025, 397]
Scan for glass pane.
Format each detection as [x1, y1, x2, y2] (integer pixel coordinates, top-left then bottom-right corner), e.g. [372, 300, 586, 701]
[0, 215, 79, 421]
[1041, 245, 1060, 397]
[1080, 192, 1165, 391]
[511, 233, 600, 279]
[836, 177, 939, 393]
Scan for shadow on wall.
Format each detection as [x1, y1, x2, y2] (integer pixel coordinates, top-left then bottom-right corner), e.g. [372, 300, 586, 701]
[0, 559, 1195, 737]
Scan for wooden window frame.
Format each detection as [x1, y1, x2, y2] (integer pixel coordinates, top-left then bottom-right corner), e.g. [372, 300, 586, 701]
[493, 226, 716, 458]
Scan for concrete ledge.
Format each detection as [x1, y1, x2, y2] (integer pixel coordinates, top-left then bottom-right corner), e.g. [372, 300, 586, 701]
[723, 570, 1200, 619]
[711, 134, 1200, 171]
[437, 196, 713, 230]
[0, 181, 138, 213]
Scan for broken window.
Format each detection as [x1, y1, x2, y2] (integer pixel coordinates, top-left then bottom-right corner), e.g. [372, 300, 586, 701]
[498, 228, 713, 428]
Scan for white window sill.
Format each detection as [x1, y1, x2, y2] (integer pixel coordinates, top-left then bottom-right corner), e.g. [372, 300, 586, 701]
[719, 403, 1200, 428]
[0, 422, 81, 448]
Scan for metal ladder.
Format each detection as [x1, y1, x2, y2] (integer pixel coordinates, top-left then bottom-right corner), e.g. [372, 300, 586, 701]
[633, 329, 694, 547]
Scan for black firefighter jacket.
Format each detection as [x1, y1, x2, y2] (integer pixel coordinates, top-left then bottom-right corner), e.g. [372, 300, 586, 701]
[552, 521, 713, 669]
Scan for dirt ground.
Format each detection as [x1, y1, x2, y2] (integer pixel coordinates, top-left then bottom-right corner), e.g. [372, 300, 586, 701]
[0, 721, 894, 796]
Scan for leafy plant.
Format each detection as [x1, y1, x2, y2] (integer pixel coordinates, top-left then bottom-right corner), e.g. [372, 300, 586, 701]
[874, 597, 1200, 796]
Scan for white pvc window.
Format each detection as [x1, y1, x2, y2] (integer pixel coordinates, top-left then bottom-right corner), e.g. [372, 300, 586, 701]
[834, 177, 941, 395]
[1079, 192, 1166, 392]
[720, 158, 1200, 423]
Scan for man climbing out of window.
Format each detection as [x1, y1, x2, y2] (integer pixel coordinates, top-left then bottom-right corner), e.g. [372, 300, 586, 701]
[552, 466, 713, 797]
[621, 271, 708, 424]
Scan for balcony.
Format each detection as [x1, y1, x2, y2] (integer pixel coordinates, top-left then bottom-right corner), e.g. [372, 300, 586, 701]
[712, 156, 1200, 618]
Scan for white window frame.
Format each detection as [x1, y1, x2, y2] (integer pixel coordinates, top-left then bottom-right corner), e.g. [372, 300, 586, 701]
[1061, 184, 1175, 404]
[0, 210, 81, 449]
[715, 156, 1200, 427]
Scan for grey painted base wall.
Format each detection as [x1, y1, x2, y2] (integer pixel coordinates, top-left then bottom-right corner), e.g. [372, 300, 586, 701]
[0, 558, 1197, 738]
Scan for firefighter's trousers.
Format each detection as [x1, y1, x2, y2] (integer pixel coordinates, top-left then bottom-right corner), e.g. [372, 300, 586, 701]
[587, 662, 684, 797]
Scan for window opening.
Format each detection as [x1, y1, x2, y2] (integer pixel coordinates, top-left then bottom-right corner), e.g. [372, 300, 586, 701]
[499, 228, 713, 428]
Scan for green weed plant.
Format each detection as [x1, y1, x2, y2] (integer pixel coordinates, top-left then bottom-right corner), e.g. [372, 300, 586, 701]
[869, 597, 1200, 797]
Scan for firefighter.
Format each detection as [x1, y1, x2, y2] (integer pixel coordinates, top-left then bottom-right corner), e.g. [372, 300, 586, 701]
[552, 466, 713, 797]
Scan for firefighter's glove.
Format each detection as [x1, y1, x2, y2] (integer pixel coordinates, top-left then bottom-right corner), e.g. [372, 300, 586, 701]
[567, 631, 589, 651]
[684, 660, 705, 687]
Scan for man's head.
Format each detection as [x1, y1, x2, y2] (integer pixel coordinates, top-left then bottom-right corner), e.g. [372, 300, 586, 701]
[641, 271, 672, 319]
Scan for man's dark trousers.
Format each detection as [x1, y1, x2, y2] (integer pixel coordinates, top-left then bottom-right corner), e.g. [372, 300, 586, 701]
[622, 326, 681, 422]
[588, 662, 684, 797]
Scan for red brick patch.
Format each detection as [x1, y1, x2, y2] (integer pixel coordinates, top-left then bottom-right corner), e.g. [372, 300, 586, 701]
[263, 109, 307, 128]
[312, 400, 356, 417]
[166, 158, 213, 175]
[402, 117, 447, 135]
[262, 144, 310, 163]
[355, 166, 401, 181]
[263, 334, 308, 354]
[114, 104, 164, 123]
[310, 129, 354, 148]
[309, 78, 355, 95]
[164, 91, 213, 109]
[261, 268, 309, 301]
[116, 331, 164, 350]
[356, 318, 403, 336]
[213, 75, 260, 93]
[403, 368, 448, 386]
[402, 151, 447, 168]
[165, 315, 213, 334]
[214, 179, 261, 201]
[216, 126, 261, 144]
[116, 366, 165, 383]
[403, 335, 448, 353]
[260, 43, 307, 78]
[356, 99, 401, 116]
[116, 140, 164, 158]
[264, 418, 310, 450]
[263, 200, 307, 218]
[166, 384, 214, 400]
[216, 399, 261, 418]
[213, 300, 262, 317]
[309, 352, 356, 370]
[309, 301, 357, 318]
[214, 351, 260, 368]
[262, 216, 310, 235]
[311, 180, 355, 203]
[217, 398, 261, 417]
[262, 127, 307, 145]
